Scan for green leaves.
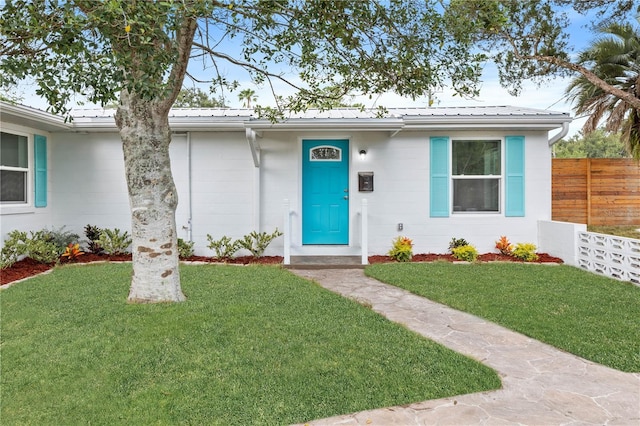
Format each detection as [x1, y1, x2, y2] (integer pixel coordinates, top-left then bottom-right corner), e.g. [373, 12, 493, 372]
[1, 0, 484, 116]
[564, 18, 640, 159]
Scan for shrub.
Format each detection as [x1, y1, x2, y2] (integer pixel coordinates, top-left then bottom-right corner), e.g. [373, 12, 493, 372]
[512, 243, 539, 262]
[98, 228, 132, 255]
[388, 236, 413, 262]
[448, 237, 469, 253]
[237, 229, 283, 258]
[495, 236, 514, 256]
[452, 245, 478, 262]
[84, 224, 104, 254]
[1, 227, 80, 267]
[177, 238, 195, 259]
[27, 238, 62, 264]
[206, 235, 241, 260]
[61, 243, 84, 261]
[41, 226, 80, 253]
[0, 230, 29, 269]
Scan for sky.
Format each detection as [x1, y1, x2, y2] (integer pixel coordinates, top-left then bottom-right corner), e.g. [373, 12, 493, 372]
[13, 4, 602, 139]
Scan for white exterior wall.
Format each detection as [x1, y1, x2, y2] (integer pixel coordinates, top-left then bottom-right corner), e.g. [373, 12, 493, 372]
[187, 131, 255, 256]
[538, 220, 587, 266]
[49, 130, 258, 257]
[0, 122, 53, 244]
[259, 129, 552, 256]
[325, 129, 552, 255]
[51, 132, 130, 236]
[3, 124, 554, 258]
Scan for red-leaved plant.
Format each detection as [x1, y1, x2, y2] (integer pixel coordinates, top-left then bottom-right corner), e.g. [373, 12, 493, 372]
[61, 243, 84, 261]
[495, 236, 513, 256]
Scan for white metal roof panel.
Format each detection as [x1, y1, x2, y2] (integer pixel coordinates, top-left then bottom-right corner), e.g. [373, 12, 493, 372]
[2, 102, 571, 133]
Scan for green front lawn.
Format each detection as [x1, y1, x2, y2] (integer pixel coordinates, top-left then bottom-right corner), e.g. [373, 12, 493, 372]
[1, 263, 499, 425]
[366, 263, 640, 372]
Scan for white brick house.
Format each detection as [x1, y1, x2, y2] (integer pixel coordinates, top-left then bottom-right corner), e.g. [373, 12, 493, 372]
[0, 102, 571, 262]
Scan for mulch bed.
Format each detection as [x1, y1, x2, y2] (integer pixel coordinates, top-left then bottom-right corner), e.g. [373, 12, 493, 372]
[368, 252, 564, 264]
[0, 253, 284, 286]
[1, 252, 563, 286]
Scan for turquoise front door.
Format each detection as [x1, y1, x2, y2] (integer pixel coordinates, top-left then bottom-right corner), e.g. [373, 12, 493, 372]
[302, 139, 349, 245]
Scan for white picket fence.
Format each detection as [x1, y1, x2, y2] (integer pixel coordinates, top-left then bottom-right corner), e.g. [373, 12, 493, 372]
[576, 231, 640, 285]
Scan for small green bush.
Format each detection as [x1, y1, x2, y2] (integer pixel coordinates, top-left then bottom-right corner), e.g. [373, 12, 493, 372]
[512, 243, 538, 262]
[1, 227, 81, 267]
[452, 245, 478, 262]
[26, 239, 60, 264]
[388, 236, 413, 262]
[41, 226, 80, 252]
[448, 237, 469, 253]
[206, 235, 241, 260]
[238, 229, 283, 258]
[177, 238, 195, 259]
[98, 228, 132, 255]
[0, 230, 29, 268]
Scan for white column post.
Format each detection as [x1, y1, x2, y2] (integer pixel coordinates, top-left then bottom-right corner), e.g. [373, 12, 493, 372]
[283, 199, 291, 265]
[361, 198, 368, 265]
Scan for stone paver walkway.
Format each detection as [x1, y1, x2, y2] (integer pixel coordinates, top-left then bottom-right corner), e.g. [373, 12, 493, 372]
[291, 269, 640, 426]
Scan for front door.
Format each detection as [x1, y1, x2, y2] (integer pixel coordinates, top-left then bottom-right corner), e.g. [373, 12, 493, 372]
[302, 139, 349, 245]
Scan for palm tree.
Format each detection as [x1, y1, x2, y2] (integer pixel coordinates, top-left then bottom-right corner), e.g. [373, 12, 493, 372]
[238, 89, 257, 108]
[564, 20, 640, 159]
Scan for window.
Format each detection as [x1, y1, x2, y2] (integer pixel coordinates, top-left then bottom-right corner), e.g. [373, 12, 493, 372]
[310, 146, 341, 161]
[0, 132, 29, 204]
[451, 140, 501, 213]
[430, 136, 525, 218]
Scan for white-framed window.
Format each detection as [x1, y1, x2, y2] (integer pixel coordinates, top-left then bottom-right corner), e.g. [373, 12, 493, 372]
[451, 139, 501, 213]
[0, 131, 29, 204]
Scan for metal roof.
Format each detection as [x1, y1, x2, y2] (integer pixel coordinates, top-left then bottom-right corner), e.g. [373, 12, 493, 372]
[1, 102, 571, 133]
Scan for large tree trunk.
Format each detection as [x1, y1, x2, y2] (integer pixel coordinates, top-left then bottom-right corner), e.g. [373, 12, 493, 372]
[115, 94, 185, 303]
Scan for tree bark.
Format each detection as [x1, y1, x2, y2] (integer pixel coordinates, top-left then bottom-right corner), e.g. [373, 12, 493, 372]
[116, 93, 185, 303]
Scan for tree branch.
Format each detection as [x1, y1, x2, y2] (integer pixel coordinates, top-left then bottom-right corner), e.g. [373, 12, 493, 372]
[160, 15, 199, 113]
[191, 41, 307, 93]
[522, 53, 640, 110]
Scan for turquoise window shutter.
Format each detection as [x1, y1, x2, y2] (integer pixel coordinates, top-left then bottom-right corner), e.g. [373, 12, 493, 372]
[505, 136, 525, 216]
[34, 134, 47, 208]
[430, 136, 449, 217]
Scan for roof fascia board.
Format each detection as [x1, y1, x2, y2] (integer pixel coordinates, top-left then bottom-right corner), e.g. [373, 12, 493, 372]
[246, 119, 404, 131]
[0, 102, 71, 131]
[404, 122, 569, 130]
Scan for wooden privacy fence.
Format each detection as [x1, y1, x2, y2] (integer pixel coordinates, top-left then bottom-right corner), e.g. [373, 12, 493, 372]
[552, 159, 640, 226]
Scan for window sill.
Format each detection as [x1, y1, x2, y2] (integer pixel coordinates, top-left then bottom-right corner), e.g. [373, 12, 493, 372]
[0, 205, 36, 215]
[452, 211, 503, 217]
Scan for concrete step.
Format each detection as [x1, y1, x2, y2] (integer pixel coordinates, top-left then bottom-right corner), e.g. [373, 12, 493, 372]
[285, 256, 365, 269]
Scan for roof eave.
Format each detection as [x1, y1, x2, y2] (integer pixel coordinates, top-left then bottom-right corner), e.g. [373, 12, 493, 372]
[402, 116, 572, 132]
[68, 117, 406, 132]
[69, 116, 250, 132]
[0, 102, 71, 132]
[247, 118, 405, 131]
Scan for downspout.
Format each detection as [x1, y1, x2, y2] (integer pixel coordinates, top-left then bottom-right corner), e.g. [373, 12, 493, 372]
[548, 122, 570, 147]
[246, 128, 261, 231]
[187, 131, 193, 241]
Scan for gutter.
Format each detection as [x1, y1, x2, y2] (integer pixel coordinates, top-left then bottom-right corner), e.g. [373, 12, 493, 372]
[187, 131, 193, 242]
[548, 122, 570, 146]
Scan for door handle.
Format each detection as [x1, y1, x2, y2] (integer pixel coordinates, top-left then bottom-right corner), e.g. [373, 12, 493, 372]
[343, 195, 349, 200]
